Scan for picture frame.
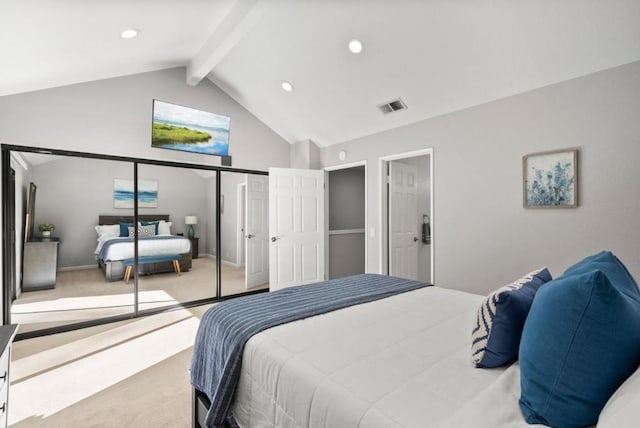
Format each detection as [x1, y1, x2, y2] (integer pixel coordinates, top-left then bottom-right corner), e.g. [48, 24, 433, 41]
[25, 182, 37, 242]
[523, 148, 578, 209]
[151, 99, 231, 157]
[114, 179, 158, 209]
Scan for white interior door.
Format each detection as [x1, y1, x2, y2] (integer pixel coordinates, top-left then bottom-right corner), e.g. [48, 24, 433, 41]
[389, 161, 419, 280]
[269, 168, 325, 291]
[245, 175, 269, 288]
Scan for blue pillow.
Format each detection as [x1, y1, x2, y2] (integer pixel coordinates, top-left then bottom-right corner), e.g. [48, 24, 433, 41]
[141, 220, 159, 235]
[472, 268, 552, 368]
[119, 222, 134, 237]
[563, 250, 639, 298]
[519, 261, 640, 427]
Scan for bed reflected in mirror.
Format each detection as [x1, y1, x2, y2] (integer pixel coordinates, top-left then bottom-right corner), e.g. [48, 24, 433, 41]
[11, 153, 135, 333]
[7, 149, 267, 335]
[136, 164, 217, 311]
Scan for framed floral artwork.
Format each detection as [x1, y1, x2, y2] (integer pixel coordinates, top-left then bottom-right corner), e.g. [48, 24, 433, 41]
[523, 149, 578, 208]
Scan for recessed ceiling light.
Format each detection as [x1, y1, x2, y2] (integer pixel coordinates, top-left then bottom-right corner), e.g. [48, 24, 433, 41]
[281, 81, 294, 92]
[348, 39, 363, 54]
[121, 28, 139, 39]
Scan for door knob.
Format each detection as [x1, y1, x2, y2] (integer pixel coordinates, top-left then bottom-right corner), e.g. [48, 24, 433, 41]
[271, 237, 278, 242]
[247, 234, 254, 239]
[413, 236, 419, 242]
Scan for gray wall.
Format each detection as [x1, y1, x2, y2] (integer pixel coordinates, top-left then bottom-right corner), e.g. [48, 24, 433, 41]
[321, 61, 640, 296]
[309, 141, 320, 170]
[328, 167, 365, 230]
[220, 172, 246, 265]
[290, 140, 321, 169]
[328, 166, 366, 279]
[205, 171, 267, 265]
[329, 234, 366, 279]
[30, 156, 208, 268]
[138, 164, 210, 255]
[205, 174, 217, 256]
[0, 67, 290, 171]
[0, 66, 291, 310]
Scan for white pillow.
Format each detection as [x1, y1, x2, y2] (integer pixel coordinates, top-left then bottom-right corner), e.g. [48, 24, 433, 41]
[95, 224, 120, 240]
[597, 365, 640, 427]
[158, 220, 172, 235]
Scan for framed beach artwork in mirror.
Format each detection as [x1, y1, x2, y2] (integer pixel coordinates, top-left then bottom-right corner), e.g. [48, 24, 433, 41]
[523, 149, 578, 209]
[114, 179, 158, 209]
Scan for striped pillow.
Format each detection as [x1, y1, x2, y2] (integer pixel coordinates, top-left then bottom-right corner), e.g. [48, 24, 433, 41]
[472, 267, 552, 368]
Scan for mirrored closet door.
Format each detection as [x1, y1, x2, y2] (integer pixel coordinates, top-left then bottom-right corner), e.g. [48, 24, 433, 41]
[136, 164, 218, 311]
[10, 152, 135, 333]
[4, 145, 270, 337]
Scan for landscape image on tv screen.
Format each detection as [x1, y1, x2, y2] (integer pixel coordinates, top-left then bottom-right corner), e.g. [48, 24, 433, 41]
[151, 100, 231, 156]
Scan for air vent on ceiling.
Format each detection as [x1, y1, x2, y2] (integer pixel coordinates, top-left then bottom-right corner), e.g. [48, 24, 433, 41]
[377, 98, 407, 114]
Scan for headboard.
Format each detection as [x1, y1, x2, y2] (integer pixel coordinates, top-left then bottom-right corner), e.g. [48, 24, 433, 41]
[98, 215, 171, 225]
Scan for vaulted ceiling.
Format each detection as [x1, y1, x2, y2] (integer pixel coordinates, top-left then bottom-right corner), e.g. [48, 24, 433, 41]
[2, 0, 640, 147]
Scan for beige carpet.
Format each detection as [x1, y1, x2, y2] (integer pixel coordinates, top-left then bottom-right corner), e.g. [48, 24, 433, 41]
[9, 257, 270, 426]
[12, 257, 268, 333]
[10, 304, 212, 427]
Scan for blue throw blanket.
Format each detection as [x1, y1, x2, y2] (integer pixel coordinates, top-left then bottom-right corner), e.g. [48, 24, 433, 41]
[97, 235, 185, 261]
[190, 273, 431, 427]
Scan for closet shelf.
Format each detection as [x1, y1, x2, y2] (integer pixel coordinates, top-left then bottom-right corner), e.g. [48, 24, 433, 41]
[328, 229, 366, 236]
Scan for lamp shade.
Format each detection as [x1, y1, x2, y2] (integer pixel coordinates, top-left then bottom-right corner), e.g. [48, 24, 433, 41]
[185, 216, 198, 225]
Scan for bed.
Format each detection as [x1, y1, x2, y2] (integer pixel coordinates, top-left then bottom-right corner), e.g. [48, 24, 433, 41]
[95, 215, 192, 282]
[191, 255, 640, 428]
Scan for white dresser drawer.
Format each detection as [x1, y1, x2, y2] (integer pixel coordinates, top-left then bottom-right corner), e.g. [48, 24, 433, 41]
[0, 347, 9, 392]
[0, 381, 7, 428]
[0, 325, 18, 428]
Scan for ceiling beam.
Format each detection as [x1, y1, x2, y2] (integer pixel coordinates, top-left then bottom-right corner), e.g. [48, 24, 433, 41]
[186, 0, 272, 86]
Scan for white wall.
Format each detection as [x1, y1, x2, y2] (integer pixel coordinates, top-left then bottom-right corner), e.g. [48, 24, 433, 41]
[321, 61, 640, 295]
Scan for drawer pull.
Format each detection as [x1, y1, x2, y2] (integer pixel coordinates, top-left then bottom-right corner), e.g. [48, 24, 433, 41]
[0, 371, 6, 381]
[0, 402, 5, 413]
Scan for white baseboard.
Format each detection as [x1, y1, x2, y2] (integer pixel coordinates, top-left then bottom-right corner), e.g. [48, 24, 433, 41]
[58, 264, 98, 272]
[221, 259, 242, 268]
[202, 253, 242, 269]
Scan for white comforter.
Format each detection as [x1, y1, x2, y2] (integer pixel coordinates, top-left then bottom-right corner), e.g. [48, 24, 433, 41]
[232, 286, 537, 428]
[95, 235, 191, 261]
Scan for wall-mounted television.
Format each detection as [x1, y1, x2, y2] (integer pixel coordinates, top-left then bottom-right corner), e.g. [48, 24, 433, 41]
[151, 99, 231, 157]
